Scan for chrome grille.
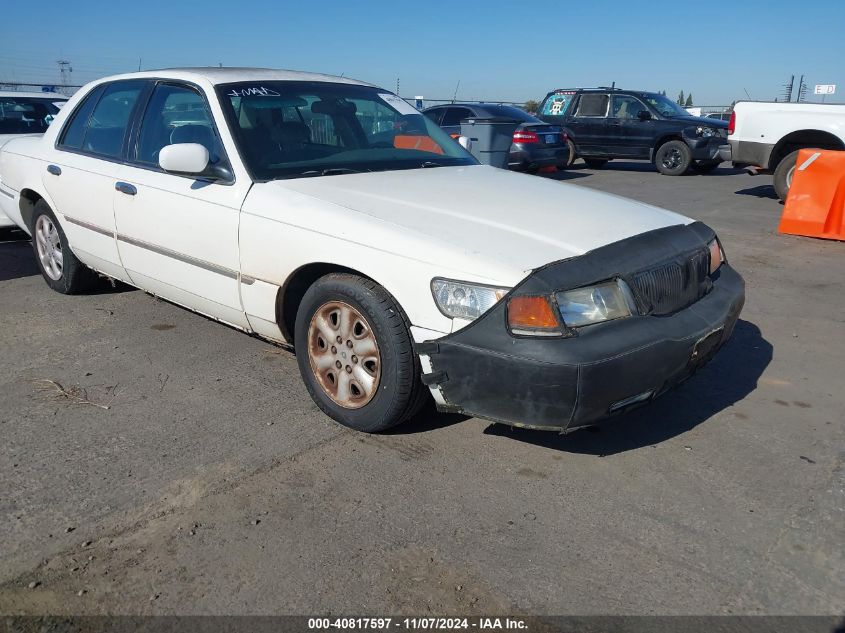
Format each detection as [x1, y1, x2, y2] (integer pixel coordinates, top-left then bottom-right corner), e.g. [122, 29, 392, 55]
[632, 248, 710, 314]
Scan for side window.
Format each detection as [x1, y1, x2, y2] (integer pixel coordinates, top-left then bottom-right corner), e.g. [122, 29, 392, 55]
[441, 107, 474, 127]
[611, 95, 647, 120]
[573, 94, 609, 118]
[81, 81, 145, 158]
[135, 83, 223, 166]
[58, 85, 106, 150]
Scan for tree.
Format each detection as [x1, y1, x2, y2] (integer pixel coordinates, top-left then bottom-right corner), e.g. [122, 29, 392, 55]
[523, 99, 539, 114]
[685, 94, 693, 107]
[677, 90, 685, 105]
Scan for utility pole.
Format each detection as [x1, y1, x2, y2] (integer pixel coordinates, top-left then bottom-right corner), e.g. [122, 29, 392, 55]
[782, 75, 794, 102]
[797, 75, 807, 102]
[57, 60, 72, 89]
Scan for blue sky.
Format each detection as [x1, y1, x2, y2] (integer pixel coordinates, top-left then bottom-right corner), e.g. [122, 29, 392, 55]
[1, 0, 842, 105]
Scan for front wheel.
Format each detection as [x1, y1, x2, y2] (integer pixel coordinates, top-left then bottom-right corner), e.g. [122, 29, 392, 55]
[294, 273, 427, 432]
[30, 200, 100, 294]
[654, 140, 692, 175]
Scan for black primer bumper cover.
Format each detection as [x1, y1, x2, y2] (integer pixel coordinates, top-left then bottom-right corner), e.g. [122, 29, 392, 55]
[420, 222, 745, 431]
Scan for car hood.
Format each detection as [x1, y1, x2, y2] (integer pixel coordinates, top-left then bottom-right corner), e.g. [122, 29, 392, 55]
[268, 165, 690, 277]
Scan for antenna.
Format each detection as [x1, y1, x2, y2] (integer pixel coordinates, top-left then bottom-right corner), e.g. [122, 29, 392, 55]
[138, 58, 142, 72]
[611, 81, 615, 91]
[396, 77, 400, 96]
[743, 87, 752, 100]
[452, 80, 461, 103]
[57, 60, 72, 87]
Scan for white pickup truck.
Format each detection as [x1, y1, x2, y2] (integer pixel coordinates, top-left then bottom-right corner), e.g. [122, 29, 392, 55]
[728, 101, 845, 200]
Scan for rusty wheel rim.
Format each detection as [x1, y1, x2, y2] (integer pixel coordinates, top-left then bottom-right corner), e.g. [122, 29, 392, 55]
[307, 301, 381, 409]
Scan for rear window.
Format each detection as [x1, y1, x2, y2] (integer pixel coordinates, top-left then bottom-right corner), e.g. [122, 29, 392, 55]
[0, 96, 65, 135]
[541, 93, 574, 117]
[476, 105, 539, 122]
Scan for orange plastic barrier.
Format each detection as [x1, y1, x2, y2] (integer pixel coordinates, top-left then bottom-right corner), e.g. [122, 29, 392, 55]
[779, 149, 845, 241]
[393, 135, 444, 155]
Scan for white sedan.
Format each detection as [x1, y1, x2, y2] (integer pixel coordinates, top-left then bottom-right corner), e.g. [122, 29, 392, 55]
[0, 68, 745, 433]
[0, 91, 68, 228]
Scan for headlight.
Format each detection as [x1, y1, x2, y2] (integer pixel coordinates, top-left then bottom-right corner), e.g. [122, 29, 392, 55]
[431, 278, 509, 320]
[708, 238, 724, 274]
[555, 279, 638, 328]
[696, 126, 715, 138]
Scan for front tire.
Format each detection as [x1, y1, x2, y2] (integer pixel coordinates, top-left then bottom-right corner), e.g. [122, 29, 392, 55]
[294, 273, 426, 432]
[654, 140, 692, 175]
[773, 149, 803, 201]
[30, 200, 100, 294]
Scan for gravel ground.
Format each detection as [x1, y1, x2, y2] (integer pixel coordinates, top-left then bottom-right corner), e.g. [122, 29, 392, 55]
[0, 161, 842, 616]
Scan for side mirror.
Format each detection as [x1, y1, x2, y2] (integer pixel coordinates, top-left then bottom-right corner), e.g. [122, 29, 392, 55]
[159, 143, 210, 175]
[637, 110, 652, 121]
[457, 135, 472, 150]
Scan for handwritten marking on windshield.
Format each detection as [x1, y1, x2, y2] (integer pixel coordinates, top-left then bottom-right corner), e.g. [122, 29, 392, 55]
[227, 87, 281, 97]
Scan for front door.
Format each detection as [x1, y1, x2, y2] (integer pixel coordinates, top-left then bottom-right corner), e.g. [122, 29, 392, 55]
[607, 95, 653, 158]
[113, 81, 251, 328]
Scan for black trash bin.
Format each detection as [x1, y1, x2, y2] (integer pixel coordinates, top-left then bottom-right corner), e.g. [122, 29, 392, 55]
[459, 117, 521, 169]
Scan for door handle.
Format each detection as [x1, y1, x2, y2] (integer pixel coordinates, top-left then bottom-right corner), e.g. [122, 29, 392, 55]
[47, 164, 61, 176]
[115, 182, 137, 196]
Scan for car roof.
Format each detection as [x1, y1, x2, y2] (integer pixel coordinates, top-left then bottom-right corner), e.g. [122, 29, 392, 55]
[0, 91, 68, 99]
[546, 88, 655, 96]
[87, 67, 373, 88]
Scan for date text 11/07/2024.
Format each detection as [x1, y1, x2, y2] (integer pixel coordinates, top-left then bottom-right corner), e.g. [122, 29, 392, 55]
[307, 617, 528, 630]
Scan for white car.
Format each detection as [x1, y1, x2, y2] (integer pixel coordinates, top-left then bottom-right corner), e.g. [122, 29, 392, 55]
[0, 68, 745, 433]
[0, 91, 68, 228]
[729, 101, 845, 200]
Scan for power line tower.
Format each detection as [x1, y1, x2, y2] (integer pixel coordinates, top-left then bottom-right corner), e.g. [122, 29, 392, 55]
[782, 75, 794, 102]
[797, 75, 808, 102]
[57, 60, 73, 89]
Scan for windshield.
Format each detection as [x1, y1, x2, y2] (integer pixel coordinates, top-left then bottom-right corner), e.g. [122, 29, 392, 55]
[216, 81, 477, 180]
[0, 96, 65, 134]
[642, 94, 690, 118]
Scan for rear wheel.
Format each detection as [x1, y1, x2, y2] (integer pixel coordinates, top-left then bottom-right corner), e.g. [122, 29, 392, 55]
[654, 140, 692, 175]
[583, 158, 607, 169]
[557, 139, 576, 169]
[773, 149, 803, 201]
[30, 200, 100, 294]
[294, 273, 426, 432]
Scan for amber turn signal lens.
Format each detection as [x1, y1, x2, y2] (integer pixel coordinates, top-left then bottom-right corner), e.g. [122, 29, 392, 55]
[507, 296, 559, 332]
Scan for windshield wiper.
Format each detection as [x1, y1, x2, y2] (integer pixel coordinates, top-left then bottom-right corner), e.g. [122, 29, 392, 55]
[298, 167, 364, 177]
[421, 161, 444, 168]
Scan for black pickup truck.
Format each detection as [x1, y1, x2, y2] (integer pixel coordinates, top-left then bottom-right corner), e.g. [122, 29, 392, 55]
[537, 88, 732, 175]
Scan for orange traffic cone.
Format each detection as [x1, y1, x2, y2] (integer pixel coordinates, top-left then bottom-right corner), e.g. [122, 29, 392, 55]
[779, 149, 845, 241]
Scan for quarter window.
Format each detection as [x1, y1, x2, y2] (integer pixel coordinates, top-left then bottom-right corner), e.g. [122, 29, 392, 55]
[135, 83, 222, 166]
[574, 94, 609, 118]
[79, 81, 145, 158]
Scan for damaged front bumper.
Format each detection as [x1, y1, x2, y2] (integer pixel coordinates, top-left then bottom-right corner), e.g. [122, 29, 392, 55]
[417, 222, 745, 432]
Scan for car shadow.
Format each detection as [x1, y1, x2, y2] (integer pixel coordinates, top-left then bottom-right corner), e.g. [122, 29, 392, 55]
[0, 237, 40, 282]
[481, 318, 771, 455]
[735, 184, 779, 200]
[539, 170, 591, 182]
[386, 398, 471, 435]
[569, 160, 745, 176]
[0, 235, 135, 293]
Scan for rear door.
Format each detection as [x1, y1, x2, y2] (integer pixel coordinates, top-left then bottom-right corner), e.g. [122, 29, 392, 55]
[40, 79, 148, 282]
[113, 80, 251, 328]
[566, 93, 610, 155]
[607, 94, 653, 157]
